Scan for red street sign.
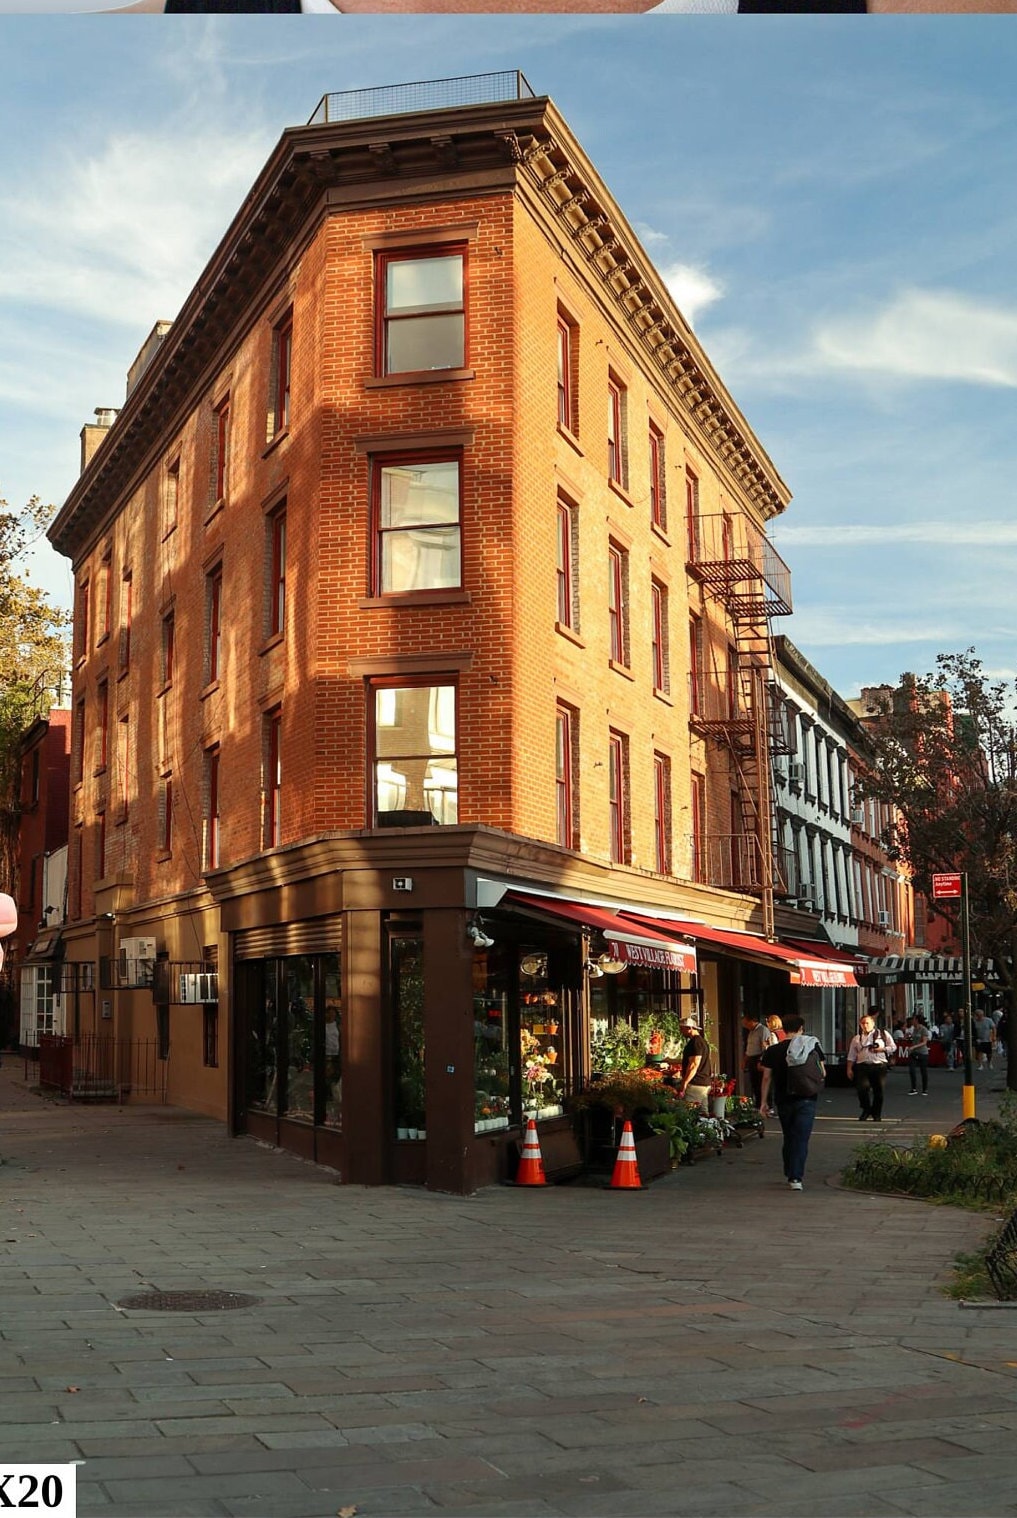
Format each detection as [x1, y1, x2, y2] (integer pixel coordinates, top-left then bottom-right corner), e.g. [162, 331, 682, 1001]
[932, 873, 962, 899]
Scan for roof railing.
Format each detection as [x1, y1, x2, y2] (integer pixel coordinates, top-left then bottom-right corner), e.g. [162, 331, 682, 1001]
[309, 71, 536, 126]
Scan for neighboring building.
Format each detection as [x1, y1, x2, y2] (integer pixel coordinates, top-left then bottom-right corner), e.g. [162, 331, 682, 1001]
[12, 700, 72, 1052]
[772, 638, 910, 1057]
[47, 74, 860, 1192]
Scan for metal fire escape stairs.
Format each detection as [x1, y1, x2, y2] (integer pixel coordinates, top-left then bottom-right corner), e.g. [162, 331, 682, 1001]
[688, 518, 793, 941]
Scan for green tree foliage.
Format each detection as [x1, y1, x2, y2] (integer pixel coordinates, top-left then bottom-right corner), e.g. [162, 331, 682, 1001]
[857, 650, 1017, 1091]
[0, 494, 70, 890]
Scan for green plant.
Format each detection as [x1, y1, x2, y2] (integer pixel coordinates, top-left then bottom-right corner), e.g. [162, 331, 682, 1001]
[591, 1021, 644, 1073]
[647, 1108, 692, 1164]
[842, 1128, 1017, 1211]
[726, 1094, 762, 1125]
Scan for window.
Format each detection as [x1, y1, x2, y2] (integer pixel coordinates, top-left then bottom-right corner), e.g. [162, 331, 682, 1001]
[685, 469, 700, 563]
[378, 247, 465, 375]
[96, 810, 106, 879]
[727, 643, 739, 719]
[29, 748, 40, 807]
[651, 579, 669, 694]
[160, 776, 173, 855]
[77, 578, 90, 661]
[608, 542, 629, 667]
[608, 729, 628, 864]
[556, 704, 576, 850]
[556, 314, 577, 432]
[269, 508, 286, 636]
[372, 681, 457, 826]
[649, 424, 666, 531]
[691, 773, 706, 883]
[99, 553, 112, 642]
[162, 611, 175, 688]
[118, 571, 132, 674]
[607, 377, 626, 487]
[207, 566, 223, 684]
[689, 615, 703, 716]
[653, 752, 671, 875]
[374, 456, 460, 595]
[213, 395, 231, 505]
[164, 457, 179, 538]
[74, 697, 85, 785]
[265, 709, 282, 848]
[205, 747, 220, 870]
[203, 1004, 219, 1069]
[271, 312, 293, 438]
[117, 713, 130, 819]
[97, 681, 109, 771]
[556, 496, 576, 631]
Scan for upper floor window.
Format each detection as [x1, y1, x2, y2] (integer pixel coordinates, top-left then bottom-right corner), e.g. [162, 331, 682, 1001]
[207, 566, 223, 685]
[97, 681, 109, 772]
[556, 704, 576, 851]
[689, 614, 703, 716]
[651, 579, 669, 695]
[607, 377, 626, 487]
[557, 314, 579, 433]
[213, 395, 231, 505]
[685, 468, 701, 563]
[76, 579, 90, 662]
[653, 752, 671, 875]
[608, 541, 629, 667]
[374, 456, 461, 595]
[160, 776, 173, 855]
[99, 553, 112, 642]
[73, 697, 85, 784]
[164, 457, 180, 539]
[118, 571, 133, 675]
[269, 507, 287, 636]
[691, 771, 706, 883]
[372, 680, 457, 826]
[649, 424, 666, 531]
[205, 747, 220, 870]
[265, 708, 282, 848]
[608, 729, 629, 865]
[378, 248, 465, 375]
[162, 611, 175, 688]
[270, 312, 292, 438]
[556, 496, 577, 631]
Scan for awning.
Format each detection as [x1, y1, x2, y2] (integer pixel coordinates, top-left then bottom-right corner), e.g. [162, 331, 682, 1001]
[25, 932, 65, 962]
[621, 912, 860, 988]
[503, 892, 698, 973]
[857, 955, 988, 985]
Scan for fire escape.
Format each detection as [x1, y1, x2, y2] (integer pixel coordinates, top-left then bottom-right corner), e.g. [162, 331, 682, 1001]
[687, 513, 793, 941]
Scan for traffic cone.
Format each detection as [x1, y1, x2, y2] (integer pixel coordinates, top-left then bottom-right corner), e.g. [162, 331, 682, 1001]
[608, 1120, 643, 1190]
[515, 1119, 547, 1186]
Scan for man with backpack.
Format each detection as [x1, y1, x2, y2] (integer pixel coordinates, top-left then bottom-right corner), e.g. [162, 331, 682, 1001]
[759, 1014, 825, 1192]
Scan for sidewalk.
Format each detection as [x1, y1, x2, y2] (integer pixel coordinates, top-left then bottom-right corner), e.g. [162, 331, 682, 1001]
[1, 1059, 1014, 1517]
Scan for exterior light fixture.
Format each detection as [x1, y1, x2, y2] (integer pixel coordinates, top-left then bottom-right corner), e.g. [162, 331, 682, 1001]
[467, 915, 494, 950]
[584, 959, 605, 979]
[596, 952, 627, 975]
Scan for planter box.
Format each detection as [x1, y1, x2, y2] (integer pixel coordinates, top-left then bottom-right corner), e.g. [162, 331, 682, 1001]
[633, 1131, 672, 1182]
[684, 1142, 722, 1165]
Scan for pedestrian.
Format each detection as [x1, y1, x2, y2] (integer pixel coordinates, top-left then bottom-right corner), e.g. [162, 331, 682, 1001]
[996, 1007, 1009, 1062]
[759, 1013, 826, 1192]
[766, 1014, 787, 1043]
[973, 1010, 996, 1070]
[937, 1011, 956, 1070]
[741, 1011, 776, 1110]
[674, 1011, 714, 1109]
[905, 1015, 930, 1095]
[846, 1014, 895, 1121]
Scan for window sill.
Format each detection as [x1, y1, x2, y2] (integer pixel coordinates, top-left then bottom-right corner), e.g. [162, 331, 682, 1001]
[653, 687, 673, 706]
[651, 521, 671, 548]
[155, 850, 172, 864]
[364, 368, 475, 390]
[156, 682, 172, 700]
[161, 523, 178, 544]
[96, 631, 111, 649]
[556, 423, 583, 457]
[262, 427, 290, 461]
[555, 621, 585, 649]
[259, 631, 285, 656]
[357, 590, 471, 609]
[117, 665, 129, 683]
[205, 499, 225, 529]
[93, 765, 107, 779]
[609, 659, 635, 682]
[113, 807, 128, 827]
[200, 680, 221, 701]
[608, 479, 634, 509]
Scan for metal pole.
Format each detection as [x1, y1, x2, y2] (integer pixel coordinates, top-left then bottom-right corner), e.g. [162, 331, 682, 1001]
[961, 871, 975, 1120]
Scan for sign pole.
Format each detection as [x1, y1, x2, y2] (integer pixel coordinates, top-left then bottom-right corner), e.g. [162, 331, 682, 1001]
[961, 872, 975, 1120]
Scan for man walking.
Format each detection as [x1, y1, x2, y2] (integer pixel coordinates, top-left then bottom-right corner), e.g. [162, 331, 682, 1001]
[741, 1010, 775, 1111]
[759, 1014, 825, 1192]
[674, 1011, 714, 1109]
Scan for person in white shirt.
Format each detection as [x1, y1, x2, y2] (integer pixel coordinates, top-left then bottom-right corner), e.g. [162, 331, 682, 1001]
[846, 1013, 895, 1122]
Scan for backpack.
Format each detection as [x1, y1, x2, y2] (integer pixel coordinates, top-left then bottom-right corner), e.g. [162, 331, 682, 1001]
[785, 1040, 825, 1099]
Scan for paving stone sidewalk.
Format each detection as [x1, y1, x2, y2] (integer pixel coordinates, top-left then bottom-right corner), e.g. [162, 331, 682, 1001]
[1, 1058, 1014, 1517]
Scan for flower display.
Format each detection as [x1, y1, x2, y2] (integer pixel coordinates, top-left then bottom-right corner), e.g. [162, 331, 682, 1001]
[708, 1075, 737, 1098]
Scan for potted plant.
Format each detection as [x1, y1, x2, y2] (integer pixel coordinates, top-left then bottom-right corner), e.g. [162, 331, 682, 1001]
[708, 1075, 736, 1119]
[647, 1099, 700, 1168]
[590, 1022, 644, 1074]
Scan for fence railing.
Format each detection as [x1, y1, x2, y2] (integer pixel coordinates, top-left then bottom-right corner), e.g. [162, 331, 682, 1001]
[309, 71, 536, 126]
[38, 1034, 167, 1103]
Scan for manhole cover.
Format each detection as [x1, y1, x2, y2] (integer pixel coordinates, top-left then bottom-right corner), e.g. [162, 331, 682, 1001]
[115, 1290, 262, 1313]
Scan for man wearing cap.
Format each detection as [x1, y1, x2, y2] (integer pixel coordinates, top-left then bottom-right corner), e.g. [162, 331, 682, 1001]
[675, 1011, 713, 1109]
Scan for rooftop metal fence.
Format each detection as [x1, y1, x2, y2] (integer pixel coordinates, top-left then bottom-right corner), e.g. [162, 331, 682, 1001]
[309, 71, 536, 127]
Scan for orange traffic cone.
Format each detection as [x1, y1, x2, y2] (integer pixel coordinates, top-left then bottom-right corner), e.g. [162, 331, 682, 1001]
[515, 1119, 547, 1186]
[608, 1120, 643, 1190]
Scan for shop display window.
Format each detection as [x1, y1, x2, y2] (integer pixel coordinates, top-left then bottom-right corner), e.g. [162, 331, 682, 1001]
[392, 934, 426, 1139]
[473, 945, 511, 1133]
[590, 969, 692, 1074]
[518, 948, 565, 1120]
[243, 952, 342, 1127]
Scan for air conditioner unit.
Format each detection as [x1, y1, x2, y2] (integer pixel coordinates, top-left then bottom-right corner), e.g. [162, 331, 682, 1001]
[850, 807, 865, 825]
[179, 972, 219, 1005]
[877, 910, 891, 928]
[119, 936, 156, 985]
[798, 896, 817, 912]
[787, 761, 805, 785]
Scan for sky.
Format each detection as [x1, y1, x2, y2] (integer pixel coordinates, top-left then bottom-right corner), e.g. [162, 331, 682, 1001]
[1, 14, 1015, 700]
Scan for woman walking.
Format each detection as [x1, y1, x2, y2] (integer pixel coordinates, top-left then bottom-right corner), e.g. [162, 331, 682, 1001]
[846, 1014, 895, 1122]
[905, 1015, 931, 1095]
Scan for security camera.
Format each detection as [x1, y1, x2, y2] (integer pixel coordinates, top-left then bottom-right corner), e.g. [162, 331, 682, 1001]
[467, 921, 494, 950]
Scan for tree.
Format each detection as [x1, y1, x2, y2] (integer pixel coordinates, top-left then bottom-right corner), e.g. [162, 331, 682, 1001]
[0, 493, 71, 894]
[857, 650, 1017, 1092]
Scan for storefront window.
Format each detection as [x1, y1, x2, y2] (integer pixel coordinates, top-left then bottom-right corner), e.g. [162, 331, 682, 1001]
[473, 945, 511, 1133]
[247, 964, 280, 1114]
[244, 952, 342, 1127]
[392, 934, 426, 1138]
[519, 947, 564, 1119]
[322, 954, 341, 1129]
[282, 957, 314, 1122]
[590, 970, 690, 1073]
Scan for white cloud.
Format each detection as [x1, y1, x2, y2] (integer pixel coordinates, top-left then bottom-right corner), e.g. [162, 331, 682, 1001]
[814, 289, 1017, 389]
[657, 261, 724, 329]
[782, 610, 963, 648]
[774, 522, 1017, 548]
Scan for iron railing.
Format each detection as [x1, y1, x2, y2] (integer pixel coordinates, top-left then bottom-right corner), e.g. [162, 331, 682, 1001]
[38, 1034, 167, 1103]
[687, 514, 793, 619]
[309, 71, 536, 127]
[986, 1208, 1017, 1301]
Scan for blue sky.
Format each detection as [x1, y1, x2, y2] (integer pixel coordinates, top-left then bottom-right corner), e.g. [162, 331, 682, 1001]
[1, 15, 1015, 698]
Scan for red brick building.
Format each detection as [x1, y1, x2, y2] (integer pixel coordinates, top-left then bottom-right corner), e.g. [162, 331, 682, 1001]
[49, 75, 859, 1191]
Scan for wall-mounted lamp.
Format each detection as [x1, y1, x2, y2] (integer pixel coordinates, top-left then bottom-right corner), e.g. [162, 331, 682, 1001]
[595, 951, 627, 976]
[584, 959, 605, 979]
[467, 915, 494, 950]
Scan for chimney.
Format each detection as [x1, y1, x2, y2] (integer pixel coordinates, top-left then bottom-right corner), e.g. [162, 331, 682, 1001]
[79, 407, 119, 474]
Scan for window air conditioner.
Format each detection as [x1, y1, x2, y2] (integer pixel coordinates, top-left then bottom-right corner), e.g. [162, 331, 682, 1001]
[179, 972, 219, 1004]
[787, 761, 805, 785]
[850, 807, 865, 824]
[119, 936, 156, 985]
[877, 910, 891, 928]
[798, 896, 816, 912]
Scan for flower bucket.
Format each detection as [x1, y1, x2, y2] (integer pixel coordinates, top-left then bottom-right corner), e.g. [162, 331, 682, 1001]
[711, 1097, 727, 1119]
